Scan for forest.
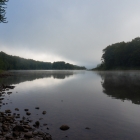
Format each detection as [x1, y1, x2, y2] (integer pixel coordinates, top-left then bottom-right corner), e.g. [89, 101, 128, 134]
[95, 37, 140, 70]
[0, 52, 86, 70]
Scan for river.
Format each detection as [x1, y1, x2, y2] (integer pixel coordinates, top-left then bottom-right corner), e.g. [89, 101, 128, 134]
[0, 70, 140, 140]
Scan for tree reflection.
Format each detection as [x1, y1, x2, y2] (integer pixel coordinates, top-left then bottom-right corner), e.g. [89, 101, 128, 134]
[98, 71, 140, 105]
[0, 70, 75, 85]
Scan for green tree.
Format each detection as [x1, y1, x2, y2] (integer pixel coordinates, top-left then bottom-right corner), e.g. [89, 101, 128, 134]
[0, 0, 8, 23]
[96, 37, 140, 70]
[0, 52, 86, 70]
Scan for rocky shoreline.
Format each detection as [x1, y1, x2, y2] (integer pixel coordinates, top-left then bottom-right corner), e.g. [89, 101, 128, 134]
[0, 72, 75, 140]
[0, 84, 52, 140]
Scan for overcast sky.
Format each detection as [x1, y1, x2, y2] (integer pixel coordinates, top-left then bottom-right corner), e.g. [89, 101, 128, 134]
[0, 0, 140, 68]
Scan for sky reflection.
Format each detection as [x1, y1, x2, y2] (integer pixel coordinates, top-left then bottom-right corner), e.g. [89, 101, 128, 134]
[1, 70, 140, 140]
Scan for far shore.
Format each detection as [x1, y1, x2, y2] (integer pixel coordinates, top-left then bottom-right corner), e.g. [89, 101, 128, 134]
[0, 70, 13, 78]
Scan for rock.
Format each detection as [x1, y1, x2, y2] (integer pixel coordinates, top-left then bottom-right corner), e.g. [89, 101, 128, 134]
[13, 131, 20, 137]
[6, 135, 14, 140]
[23, 125, 32, 130]
[15, 108, 19, 111]
[7, 92, 12, 95]
[26, 112, 31, 115]
[16, 115, 20, 118]
[3, 126, 9, 131]
[24, 132, 33, 138]
[60, 125, 70, 131]
[5, 116, 13, 121]
[29, 138, 34, 140]
[5, 110, 11, 113]
[6, 136, 14, 140]
[23, 122, 29, 125]
[43, 133, 52, 140]
[23, 129, 29, 132]
[22, 116, 25, 120]
[5, 86, 15, 89]
[43, 123, 47, 126]
[2, 131, 6, 136]
[28, 119, 32, 123]
[39, 118, 43, 120]
[24, 109, 29, 111]
[0, 112, 5, 116]
[13, 125, 24, 132]
[38, 131, 43, 135]
[35, 107, 39, 109]
[32, 131, 38, 135]
[42, 111, 46, 114]
[85, 127, 91, 130]
[13, 113, 16, 116]
[35, 121, 40, 126]
[33, 124, 36, 127]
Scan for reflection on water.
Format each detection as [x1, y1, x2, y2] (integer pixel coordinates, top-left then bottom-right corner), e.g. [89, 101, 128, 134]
[1, 70, 140, 140]
[0, 70, 84, 85]
[97, 71, 140, 104]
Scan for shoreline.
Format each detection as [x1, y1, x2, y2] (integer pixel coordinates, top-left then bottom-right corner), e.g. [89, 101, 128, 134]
[0, 81, 52, 139]
[0, 71, 13, 78]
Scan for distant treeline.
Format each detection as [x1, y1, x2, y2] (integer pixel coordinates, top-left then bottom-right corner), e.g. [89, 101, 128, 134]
[0, 52, 86, 70]
[95, 37, 140, 70]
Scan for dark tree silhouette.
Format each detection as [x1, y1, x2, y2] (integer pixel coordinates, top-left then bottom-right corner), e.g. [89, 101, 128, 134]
[0, 51, 86, 70]
[0, 0, 8, 23]
[95, 37, 140, 70]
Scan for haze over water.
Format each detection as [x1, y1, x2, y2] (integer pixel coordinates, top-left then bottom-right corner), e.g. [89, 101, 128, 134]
[1, 70, 140, 140]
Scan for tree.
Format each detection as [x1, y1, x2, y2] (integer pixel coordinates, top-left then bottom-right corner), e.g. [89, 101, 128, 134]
[95, 37, 140, 70]
[0, 52, 86, 70]
[0, 0, 8, 23]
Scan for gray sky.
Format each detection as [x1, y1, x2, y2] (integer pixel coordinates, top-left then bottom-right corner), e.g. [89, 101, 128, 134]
[0, 0, 140, 69]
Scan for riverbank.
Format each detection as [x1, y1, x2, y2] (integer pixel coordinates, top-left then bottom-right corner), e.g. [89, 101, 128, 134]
[0, 84, 52, 140]
[0, 71, 13, 78]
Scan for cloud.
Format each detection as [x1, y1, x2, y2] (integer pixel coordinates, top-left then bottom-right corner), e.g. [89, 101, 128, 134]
[0, 0, 140, 68]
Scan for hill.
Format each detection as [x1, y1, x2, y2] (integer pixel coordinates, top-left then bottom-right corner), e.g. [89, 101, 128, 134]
[94, 37, 140, 70]
[0, 52, 86, 70]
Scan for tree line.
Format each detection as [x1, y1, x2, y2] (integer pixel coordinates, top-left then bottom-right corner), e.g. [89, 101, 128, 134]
[95, 37, 140, 70]
[0, 52, 86, 70]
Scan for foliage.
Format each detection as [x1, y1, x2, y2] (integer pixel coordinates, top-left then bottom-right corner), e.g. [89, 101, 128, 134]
[0, 0, 8, 23]
[0, 52, 86, 70]
[52, 61, 85, 70]
[96, 37, 140, 70]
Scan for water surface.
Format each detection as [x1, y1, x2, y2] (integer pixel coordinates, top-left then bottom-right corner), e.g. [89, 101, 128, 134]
[1, 70, 140, 140]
